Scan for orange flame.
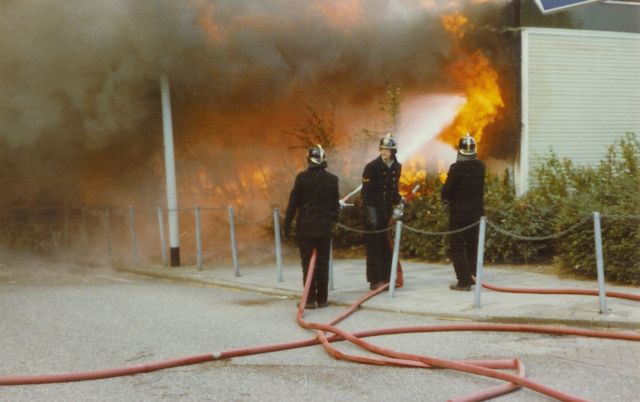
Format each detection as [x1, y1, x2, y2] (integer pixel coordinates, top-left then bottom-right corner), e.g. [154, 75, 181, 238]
[438, 12, 504, 150]
[437, 160, 448, 184]
[441, 13, 468, 41]
[399, 157, 426, 196]
[399, 12, 503, 189]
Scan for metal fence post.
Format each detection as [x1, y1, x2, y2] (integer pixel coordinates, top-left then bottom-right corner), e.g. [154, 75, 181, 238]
[63, 208, 70, 249]
[195, 205, 203, 270]
[273, 208, 283, 282]
[104, 206, 112, 262]
[128, 206, 139, 265]
[157, 207, 167, 267]
[474, 217, 487, 309]
[81, 206, 88, 248]
[389, 220, 403, 299]
[329, 238, 334, 291]
[228, 205, 240, 276]
[593, 211, 608, 314]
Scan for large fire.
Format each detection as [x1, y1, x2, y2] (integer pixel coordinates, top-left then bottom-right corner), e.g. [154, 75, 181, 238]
[182, 9, 505, 209]
[400, 12, 505, 189]
[438, 12, 504, 148]
[0, 0, 517, 263]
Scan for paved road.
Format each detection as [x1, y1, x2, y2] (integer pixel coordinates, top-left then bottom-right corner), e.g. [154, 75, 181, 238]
[1, 258, 639, 401]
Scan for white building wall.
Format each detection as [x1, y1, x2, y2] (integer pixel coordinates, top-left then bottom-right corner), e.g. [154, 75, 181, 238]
[517, 27, 640, 194]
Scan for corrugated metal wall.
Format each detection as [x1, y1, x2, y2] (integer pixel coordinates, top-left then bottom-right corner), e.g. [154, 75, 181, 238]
[517, 27, 640, 194]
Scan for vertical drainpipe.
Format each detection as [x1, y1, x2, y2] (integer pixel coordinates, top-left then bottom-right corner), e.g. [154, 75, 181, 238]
[160, 75, 180, 267]
[517, 28, 530, 196]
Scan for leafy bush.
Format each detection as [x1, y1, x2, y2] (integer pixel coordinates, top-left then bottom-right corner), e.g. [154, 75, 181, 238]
[483, 171, 556, 264]
[401, 175, 449, 261]
[333, 202, 364, 249]
[550, 133, 640, 284]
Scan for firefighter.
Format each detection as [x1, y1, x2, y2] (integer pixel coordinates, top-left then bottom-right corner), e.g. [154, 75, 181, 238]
[361, 133, 402, 290]
[284, 144, 340, 309]
[441, 134, 485, 291]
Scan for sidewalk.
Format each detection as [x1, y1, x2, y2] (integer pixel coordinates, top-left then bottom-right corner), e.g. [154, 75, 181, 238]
[117, 259, 640, 330]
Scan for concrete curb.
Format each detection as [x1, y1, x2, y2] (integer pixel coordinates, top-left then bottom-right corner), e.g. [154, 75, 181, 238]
[116, 266, 640, 330]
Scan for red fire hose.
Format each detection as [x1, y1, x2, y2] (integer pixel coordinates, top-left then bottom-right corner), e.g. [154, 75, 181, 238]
[480, 280, 640, 301]
[2, 255, 639, 402]
[294, 251, 634, 401]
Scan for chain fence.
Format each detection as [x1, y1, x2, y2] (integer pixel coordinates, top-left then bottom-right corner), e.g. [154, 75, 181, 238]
[2, 203, 635, 316]
[404, 221, 479, 236]
[0, 205, 279, 270]
[485, 215, 593, 241]
[335, 223, 392, 234]
[1, 205, 638, 293]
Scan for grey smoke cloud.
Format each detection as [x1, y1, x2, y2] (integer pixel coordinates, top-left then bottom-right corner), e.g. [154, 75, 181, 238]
[0, 0, 512, 207]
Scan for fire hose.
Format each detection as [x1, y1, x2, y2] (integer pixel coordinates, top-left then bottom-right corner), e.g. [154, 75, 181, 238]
[479, 280, 640, 302]
[2, 256, 639, 402]
[295, 251, 639, 401]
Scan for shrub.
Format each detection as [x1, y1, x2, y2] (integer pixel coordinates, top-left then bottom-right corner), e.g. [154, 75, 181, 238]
[332, 202, 364, 249]
[551, 133, 640, 284]
[401, 175, 449, 261]
[483, 170, 555, 264]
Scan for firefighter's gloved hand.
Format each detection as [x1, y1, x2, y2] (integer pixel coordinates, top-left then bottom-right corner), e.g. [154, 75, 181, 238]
[364, 206, 377, 230]
[392, 203, 404, 220]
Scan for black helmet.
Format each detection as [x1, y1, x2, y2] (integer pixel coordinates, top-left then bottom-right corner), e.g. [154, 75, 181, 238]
[379, 133, 398, 152]
[458, 133, 476, 156]
[307, 144, 326, 165]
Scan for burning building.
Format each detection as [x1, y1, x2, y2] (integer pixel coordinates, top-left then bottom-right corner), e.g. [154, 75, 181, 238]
[1, 0, 636, 261]
[0, 0, 519, 210]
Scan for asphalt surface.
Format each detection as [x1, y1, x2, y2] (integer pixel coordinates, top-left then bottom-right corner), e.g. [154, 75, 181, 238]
[118, 258, 640, 330]
[2, 256, 640, 401]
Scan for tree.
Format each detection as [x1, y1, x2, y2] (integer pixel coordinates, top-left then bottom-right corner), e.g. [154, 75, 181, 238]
[285, 103, 337, 151]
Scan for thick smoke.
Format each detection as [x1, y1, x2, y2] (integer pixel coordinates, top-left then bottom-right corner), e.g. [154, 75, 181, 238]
[0, 0, 513, 210]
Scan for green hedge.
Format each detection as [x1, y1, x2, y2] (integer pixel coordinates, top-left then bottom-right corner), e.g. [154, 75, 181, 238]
[333, 133, 640, 285]
[547, 133, 640, 284]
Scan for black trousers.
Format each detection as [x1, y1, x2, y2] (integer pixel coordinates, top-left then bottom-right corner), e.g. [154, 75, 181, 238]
[448, 220, 479, 286]
[297, 236, 331, 304]
[365, 212, 392, 284]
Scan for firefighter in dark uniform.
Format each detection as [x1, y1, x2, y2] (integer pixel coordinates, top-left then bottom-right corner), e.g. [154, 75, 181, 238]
[361, 133, 402, 290]
[441, 134, 485, 291]
[284, 145, 340, 309]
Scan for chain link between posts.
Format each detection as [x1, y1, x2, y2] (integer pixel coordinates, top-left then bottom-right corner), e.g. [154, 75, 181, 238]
[601, 214, 640, 221]
[335, 212, 636, 240]
[403, 221, 479, 236]
[335, 223, 392, 234]
[6, 204, 637, 250]
[485, 215, 592, 241]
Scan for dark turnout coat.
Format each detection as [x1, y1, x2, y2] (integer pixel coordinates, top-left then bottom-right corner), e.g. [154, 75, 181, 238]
[441, 159, 485, 222]
[361, 155, 402, 215]
[360, 154, 402, 284]
[284, 164, 340, 238]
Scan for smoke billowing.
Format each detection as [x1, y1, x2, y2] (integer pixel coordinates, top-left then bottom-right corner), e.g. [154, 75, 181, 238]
[0, 0, 515, 211]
